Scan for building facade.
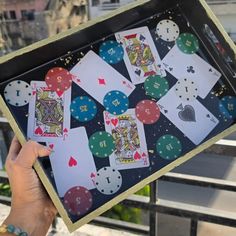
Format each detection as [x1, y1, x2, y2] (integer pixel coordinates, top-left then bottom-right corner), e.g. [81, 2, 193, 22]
[0, 0, 88, 54]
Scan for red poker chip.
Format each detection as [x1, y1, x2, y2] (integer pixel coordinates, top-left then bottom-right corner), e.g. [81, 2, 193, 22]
[135, 100, 160, 124]
[45, 67, 72, 96]
[63, 186, 93, 216]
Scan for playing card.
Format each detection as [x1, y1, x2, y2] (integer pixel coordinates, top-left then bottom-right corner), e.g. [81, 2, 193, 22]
[27, 81, 71, 142]
[157, 87, 219, 145]
[162, 45, 221, 98]
[115, 26, 166, 85]
[70, 50, 135, 105]
[47, 127, 97, 197]
[104, 109, 149, 170]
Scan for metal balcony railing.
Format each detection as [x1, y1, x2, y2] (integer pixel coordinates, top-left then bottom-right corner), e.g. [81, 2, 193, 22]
[99, 3, 121, 10]
[207, 0, 236, 4]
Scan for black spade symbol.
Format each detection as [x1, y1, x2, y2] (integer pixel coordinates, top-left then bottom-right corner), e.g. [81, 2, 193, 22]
[139, 34, 146, 42]
[135, 69, 142, 76]
[178, 104, 196, 122]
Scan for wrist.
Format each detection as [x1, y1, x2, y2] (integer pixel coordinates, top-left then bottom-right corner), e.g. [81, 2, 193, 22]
[3, 203, 56, 236]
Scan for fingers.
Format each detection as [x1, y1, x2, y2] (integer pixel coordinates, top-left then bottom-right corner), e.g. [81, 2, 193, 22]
[6, 139, 51, 170]
[7, 136, 22, 161]
[14, 141, 51, 168]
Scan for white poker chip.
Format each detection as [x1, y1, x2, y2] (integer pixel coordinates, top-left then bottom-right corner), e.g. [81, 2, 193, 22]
[4, 80, 32, 107]
[174, 78, 199, 102]
[95, 167, 122, 195]
[156, 19, 180, 42]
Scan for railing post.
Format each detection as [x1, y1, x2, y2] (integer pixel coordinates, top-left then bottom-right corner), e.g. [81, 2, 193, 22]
[190, 219, 198, 236]
[149, 180, 158, 236]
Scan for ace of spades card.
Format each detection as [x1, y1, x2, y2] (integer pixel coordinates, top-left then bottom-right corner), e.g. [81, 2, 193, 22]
[115, 26, 166, 85]
[104, 110, 149, 170]
[27, 81, 71, 142]
[157, 87, 219, 145]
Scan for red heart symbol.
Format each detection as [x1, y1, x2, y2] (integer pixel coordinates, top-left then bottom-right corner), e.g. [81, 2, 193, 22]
[33, 91, 36, 95]
[134, 151, 141, 160]
[90, 173, 95, 178]
[63, 128, 68, 133]
[56, 90, 64, 97]
[49, 144, 54, 150]
[34, 127, 43, 135]
[111, 118, 118, 127]
[142, 152, 147, 157]
[106, 120, 110, 125]
[69, 156, 77, 167]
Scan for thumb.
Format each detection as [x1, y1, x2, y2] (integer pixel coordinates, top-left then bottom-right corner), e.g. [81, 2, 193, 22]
[14, 140, 51, 168]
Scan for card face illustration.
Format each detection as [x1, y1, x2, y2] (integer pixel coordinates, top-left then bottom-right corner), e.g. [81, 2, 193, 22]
[162, 45, 221, 98]
[115, 26, 166, 85]
[47, 127, 97, 197]
[70, 50, 135, 105]
[27, 81, 71, 142]
[104, 109, 149, 170]
[157, 87, 219, 145]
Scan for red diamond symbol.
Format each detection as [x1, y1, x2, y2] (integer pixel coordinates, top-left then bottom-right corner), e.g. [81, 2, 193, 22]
[98, 78, 106, 85]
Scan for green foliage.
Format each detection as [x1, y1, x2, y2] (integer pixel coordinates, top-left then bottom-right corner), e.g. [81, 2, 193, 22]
[0, 183, 11, 197]
[103, 185, 150, 223]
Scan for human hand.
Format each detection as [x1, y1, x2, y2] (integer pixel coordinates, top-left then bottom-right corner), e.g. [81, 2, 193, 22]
[3, 137, 57, 236]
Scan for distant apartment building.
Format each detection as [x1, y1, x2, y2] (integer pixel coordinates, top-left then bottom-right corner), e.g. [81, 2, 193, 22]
[0, 0, 88, 54]
[88, 0, 236, 42]
[88, 0, 134, 18]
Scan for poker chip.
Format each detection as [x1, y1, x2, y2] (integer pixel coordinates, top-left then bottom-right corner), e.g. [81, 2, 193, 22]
[99, 40, 124, 64]
[4, 80, 32, 107]
[219, 96, 236, 119]
[156, 135, 182, 160]
[144, 75, 169, 99]
[176, 33, 199, 54]
[95, 167, 122, 195]
[174, 78, 199, 102]
[70, 96, 97, 122]
[45, 67, 73, 95]
[135, 100, 160, 124]
[63, 186, 93, 216]
[156, 19, 180, 42]
[103, 90, 129, 115]
[89, 131, 116, 158]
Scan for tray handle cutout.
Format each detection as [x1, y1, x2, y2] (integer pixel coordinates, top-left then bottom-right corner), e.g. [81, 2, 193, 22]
[202, 24, 236, 78]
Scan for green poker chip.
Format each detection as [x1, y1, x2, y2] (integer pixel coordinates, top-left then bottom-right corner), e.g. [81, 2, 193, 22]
[144, 75, 169, 99]
[89, 131, 116, 158]
[156, 135, 182, 160]
[176, 33, 199, 54]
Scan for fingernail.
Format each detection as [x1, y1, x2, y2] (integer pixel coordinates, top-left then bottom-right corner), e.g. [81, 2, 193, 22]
[46, 147, 52, 153]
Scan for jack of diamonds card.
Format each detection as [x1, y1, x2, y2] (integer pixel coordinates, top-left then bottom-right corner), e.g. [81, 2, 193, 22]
[115, 26, 166, 85]
[104, 110, 149, 170]
[27, 81, 71, 142]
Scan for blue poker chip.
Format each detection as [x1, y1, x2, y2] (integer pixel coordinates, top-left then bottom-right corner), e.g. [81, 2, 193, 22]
[103, 90, 129, 115]
[70, 96, 97, 122]
[219, 96, 236, 119]
[99, 40, 124, 64]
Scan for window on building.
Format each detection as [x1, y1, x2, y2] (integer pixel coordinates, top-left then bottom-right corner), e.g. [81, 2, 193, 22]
[21, 9, 35, 21]
[70, 5, 87, 16]
[3, 11, 9, 20]
[9, 11, 16, 20]
[92, 0, 100, 6]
